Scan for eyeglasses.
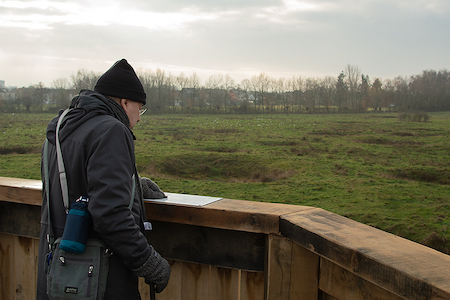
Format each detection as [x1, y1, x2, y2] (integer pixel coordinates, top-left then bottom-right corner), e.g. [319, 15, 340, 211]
[139, 106, 147, 116]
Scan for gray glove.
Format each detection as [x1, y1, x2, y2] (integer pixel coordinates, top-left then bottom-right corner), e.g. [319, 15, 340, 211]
[141, 177, 167, 199]
[132, 246, 171, 293]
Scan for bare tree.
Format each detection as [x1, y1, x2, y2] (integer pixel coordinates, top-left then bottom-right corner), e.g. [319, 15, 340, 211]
[34, 82, 46, 112]
[344, 64, 361, 111]
[239, 79, 252, 112]
[205, 74, 224, 112]
[249, 76, 259, 111]
[251, 73, 271, 112]
[71, 69, 100, 91]
[189, 72, 201, 111]
[290, 76, 304, 113]
[12, 61, 450, 114]
[154, 68, 166, 112]
[304, 77, 319, 113]
[319, 76, 336, 113]
[52, 78, 70, 108]
[166, 73, 177, 113]
[176, 72, 189, 110]
[382, 79, 395, 111]
[393, 76, 410, 111]
[273, 77, 287, 113]
[223, 74, 235, 112]
[137, 69, 154, 99]
[16, 87, 33, 112]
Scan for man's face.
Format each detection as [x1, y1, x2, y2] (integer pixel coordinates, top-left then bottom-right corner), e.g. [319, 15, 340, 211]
[121, 99, 143, 129]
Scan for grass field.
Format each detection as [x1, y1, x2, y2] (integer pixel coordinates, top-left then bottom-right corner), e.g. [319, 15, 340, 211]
[1, 111, 449, 254]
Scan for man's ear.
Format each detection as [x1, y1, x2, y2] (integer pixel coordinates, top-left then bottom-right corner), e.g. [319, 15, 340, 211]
[119, 98, 128, 111]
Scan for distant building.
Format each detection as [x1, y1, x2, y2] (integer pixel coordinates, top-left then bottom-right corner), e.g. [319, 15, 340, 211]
[0, 80, 4, 88]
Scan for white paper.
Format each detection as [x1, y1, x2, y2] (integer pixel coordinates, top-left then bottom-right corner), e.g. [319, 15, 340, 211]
[144, 192, 222, 207]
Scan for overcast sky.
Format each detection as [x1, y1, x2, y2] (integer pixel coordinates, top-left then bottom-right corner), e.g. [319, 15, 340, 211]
[1, 0, 449, 88]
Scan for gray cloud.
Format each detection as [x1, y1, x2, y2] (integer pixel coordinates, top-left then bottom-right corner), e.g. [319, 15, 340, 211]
[127, 0, 282, 12]
[0, 0, 449, 87]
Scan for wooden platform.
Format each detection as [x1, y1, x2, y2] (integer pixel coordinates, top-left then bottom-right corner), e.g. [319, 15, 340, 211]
[1, 176, 450, 300]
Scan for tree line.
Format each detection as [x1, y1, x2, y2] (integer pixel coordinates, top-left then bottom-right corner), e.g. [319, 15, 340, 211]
[1, 65, 449, 114]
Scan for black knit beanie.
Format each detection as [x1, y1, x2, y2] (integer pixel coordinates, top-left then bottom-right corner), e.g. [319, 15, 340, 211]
[94, 59, 146, 105]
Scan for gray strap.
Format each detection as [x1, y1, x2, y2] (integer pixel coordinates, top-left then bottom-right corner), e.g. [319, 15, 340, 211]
[54, 108, 136, 214]
[43, 139, 54, 245]
[56, 109, 71, 213]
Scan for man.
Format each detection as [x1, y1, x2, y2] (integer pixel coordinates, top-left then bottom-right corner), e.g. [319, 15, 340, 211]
[37, 59, 170, 299]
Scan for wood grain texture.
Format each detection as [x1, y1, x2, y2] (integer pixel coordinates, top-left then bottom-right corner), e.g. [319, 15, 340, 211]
[181, 262, 210, 300]
[0, 201, 41, 238]
[289, 241, 320, 300]
[241, 270, 265, 300]
[280, 208, 450, 300]
[156, 259, 183, 300]
[14, 235, 37, 300]
[2, 177, 450, 300]
[265, 234, 293, 299]
[146, 220, 266, 271]
[209, 266, 240, 300]
[0, 233, 15, 300]
[319, 258, 405, 300]
[144, 198, 314, 234]
[0, 177, 42, 206]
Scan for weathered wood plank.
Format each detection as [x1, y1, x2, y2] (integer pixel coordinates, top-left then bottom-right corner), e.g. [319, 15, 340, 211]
[265, 234, 292, 299]
[0, 201, 41, 238]
[181, 262, 210, 300]
[320, 292, 338, 300]
[265, 236, 320, 300]
[0, 177, 42, 206]
[0, 233, 15, 300]
[33, 238, 39, 295]
[319, 258, 405, 300]
[280, 208, 450, 300]
[209, 266, 240, 300]
[0, 177, 315, 236]
[13, 235, 36, 300]
[240, 270, 265, 300]
[289, 241, 319, 300]
[2, 177, 450, 300]
[157, 259, 183, 300]
[146, 221, 266, 271]
[145, 198, 313, 234]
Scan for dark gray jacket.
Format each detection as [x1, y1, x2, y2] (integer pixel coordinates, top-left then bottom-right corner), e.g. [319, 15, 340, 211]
[37, 90, 150, 299]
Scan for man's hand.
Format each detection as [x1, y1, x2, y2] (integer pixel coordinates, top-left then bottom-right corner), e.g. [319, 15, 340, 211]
[133, 247, 171, 293]
[141, 177, 167, 199]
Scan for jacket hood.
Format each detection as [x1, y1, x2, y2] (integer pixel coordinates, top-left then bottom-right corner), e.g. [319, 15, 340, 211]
[46, 90, 132, 144]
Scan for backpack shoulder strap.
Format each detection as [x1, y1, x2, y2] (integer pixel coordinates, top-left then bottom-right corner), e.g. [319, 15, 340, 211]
[55, 109, 72, 213]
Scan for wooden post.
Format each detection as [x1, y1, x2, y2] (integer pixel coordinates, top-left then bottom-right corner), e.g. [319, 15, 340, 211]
[265, 234, 293, 299]
[265, 234, 320, 300]
[289, 241, 319, 299]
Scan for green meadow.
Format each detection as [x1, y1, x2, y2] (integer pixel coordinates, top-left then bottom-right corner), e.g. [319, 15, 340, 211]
[1, 112, 449, 253]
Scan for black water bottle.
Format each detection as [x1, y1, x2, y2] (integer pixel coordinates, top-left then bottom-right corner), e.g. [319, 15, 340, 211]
[59, 196, 92, 254]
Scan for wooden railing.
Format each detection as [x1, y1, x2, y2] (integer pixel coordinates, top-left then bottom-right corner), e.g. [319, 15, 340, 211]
[1, 176, 450, 300]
